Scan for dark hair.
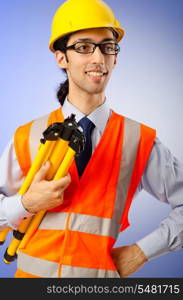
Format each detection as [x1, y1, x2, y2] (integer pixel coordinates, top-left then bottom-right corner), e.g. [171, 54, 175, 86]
[53, 34, 72, 106]
[56, 79, 69, 106]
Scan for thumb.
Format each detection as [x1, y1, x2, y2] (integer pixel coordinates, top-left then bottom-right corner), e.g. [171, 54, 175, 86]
[32, 161, 50, 183]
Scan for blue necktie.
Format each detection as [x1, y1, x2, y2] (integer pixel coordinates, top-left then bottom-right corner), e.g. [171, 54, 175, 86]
[75, 117, 95, 177]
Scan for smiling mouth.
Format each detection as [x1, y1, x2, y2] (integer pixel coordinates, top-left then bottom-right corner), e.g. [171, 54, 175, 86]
[85, 71, 108, 77]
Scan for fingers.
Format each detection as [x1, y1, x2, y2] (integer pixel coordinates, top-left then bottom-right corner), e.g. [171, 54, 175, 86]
[21, 172, 71, 214]
[32, 161, 71, 188]
[32, 161, 51, 183]
[31, 160, 71, 198]
[51, 173, 71, 191]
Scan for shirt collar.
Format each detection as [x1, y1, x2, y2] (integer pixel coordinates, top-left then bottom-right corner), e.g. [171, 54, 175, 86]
[61, 98, 111, 135]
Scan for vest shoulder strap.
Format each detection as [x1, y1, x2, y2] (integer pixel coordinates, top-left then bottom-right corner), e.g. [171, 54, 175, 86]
[120, 118, 156, 231]
[14, 108, 63, 175]
[14, 120, 34, 176]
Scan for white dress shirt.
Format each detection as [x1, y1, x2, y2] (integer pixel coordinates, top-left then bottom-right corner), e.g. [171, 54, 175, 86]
[0, 99, 183, 261]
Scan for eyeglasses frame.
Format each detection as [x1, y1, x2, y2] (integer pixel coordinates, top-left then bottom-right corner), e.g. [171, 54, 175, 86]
[64, 41, 120, 55]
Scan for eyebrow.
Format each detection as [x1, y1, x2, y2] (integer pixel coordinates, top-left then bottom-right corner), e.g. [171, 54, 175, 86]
[72, 38, 116, 44]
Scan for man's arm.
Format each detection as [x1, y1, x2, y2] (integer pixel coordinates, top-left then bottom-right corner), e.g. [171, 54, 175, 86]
[0, 139, 70, 229]
[112, 137, 183, 277]
[0, 139, 33, 229]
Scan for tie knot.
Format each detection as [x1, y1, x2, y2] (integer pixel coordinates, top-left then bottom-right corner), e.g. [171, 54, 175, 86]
[78, 117, 95, 135]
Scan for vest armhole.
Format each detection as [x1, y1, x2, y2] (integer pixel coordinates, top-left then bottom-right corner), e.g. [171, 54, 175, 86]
[120, 123, 156, 232]
[14, 120, 34, 176]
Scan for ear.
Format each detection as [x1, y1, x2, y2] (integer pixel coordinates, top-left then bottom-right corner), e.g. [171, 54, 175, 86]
[113, 55, 117, 68]
[55, 50, 68, 69]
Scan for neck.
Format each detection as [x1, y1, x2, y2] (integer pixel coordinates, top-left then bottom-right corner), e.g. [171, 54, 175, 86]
[67, 89, 106, 115]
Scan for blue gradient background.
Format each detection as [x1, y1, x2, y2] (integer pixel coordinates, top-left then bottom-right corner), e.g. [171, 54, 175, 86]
[0, 0, 183, 278]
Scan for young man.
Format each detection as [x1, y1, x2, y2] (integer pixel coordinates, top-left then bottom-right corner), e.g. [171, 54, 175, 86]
[0, 0, 183, 278]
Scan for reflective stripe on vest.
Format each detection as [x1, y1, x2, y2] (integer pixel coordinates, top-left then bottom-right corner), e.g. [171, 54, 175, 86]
[39, 212, 121, 239]
[112, 117, 140, 223]
[14, 108, 156, 278]
[17, 252, 120, 278]
[14, 108, 64, 176]
[29, 113, 49, 162]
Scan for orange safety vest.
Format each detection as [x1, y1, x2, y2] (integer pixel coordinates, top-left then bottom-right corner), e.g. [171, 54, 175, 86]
[13, 107, 156, 278]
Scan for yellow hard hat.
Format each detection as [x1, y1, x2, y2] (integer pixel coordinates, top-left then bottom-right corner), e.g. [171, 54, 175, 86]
[49, 0, 125, 52]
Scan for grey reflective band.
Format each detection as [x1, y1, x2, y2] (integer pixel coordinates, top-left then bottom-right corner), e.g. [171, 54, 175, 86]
[17, 252, 120, 278]
[39, 212, 68, 230]
[39, 212, 121, 239]
[69, 213, 121, 238]
[29, 114, 49, 162]
[112, 118, 140, 222]
[17, 252, 58, 278]
[61, 265, 120, 278]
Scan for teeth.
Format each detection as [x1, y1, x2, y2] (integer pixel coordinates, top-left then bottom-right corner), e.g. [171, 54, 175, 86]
[87, 72, 104, 76]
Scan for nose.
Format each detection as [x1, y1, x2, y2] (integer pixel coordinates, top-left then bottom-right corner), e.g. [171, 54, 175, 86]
[91, 45, 105, 64]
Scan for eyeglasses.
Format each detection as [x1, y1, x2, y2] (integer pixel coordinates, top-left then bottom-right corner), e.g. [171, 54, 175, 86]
[65, 42, 120, 55]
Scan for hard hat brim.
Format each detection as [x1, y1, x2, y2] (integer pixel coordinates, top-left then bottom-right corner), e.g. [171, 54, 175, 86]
[49, 26, 125, 53]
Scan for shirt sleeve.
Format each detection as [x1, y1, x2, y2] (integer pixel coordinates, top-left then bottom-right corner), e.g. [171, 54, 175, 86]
[136, 137, 183, 260]
[0, 139, 34, 230]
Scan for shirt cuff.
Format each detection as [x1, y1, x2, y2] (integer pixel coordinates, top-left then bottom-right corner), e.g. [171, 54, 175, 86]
[136, 228, 170, 261]
[2, 194, 34, 229]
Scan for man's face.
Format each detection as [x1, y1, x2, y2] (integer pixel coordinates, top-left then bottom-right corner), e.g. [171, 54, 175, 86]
[55, 28, 118, 95]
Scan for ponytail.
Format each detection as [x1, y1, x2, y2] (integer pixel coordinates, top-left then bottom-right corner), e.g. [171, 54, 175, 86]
[57, 78, 69, 106]
[53, 33, 71, 106]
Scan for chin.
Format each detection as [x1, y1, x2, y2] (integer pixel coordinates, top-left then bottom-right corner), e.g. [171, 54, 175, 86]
[86, 84, 107, 94]
[88, 88, 105, 95]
